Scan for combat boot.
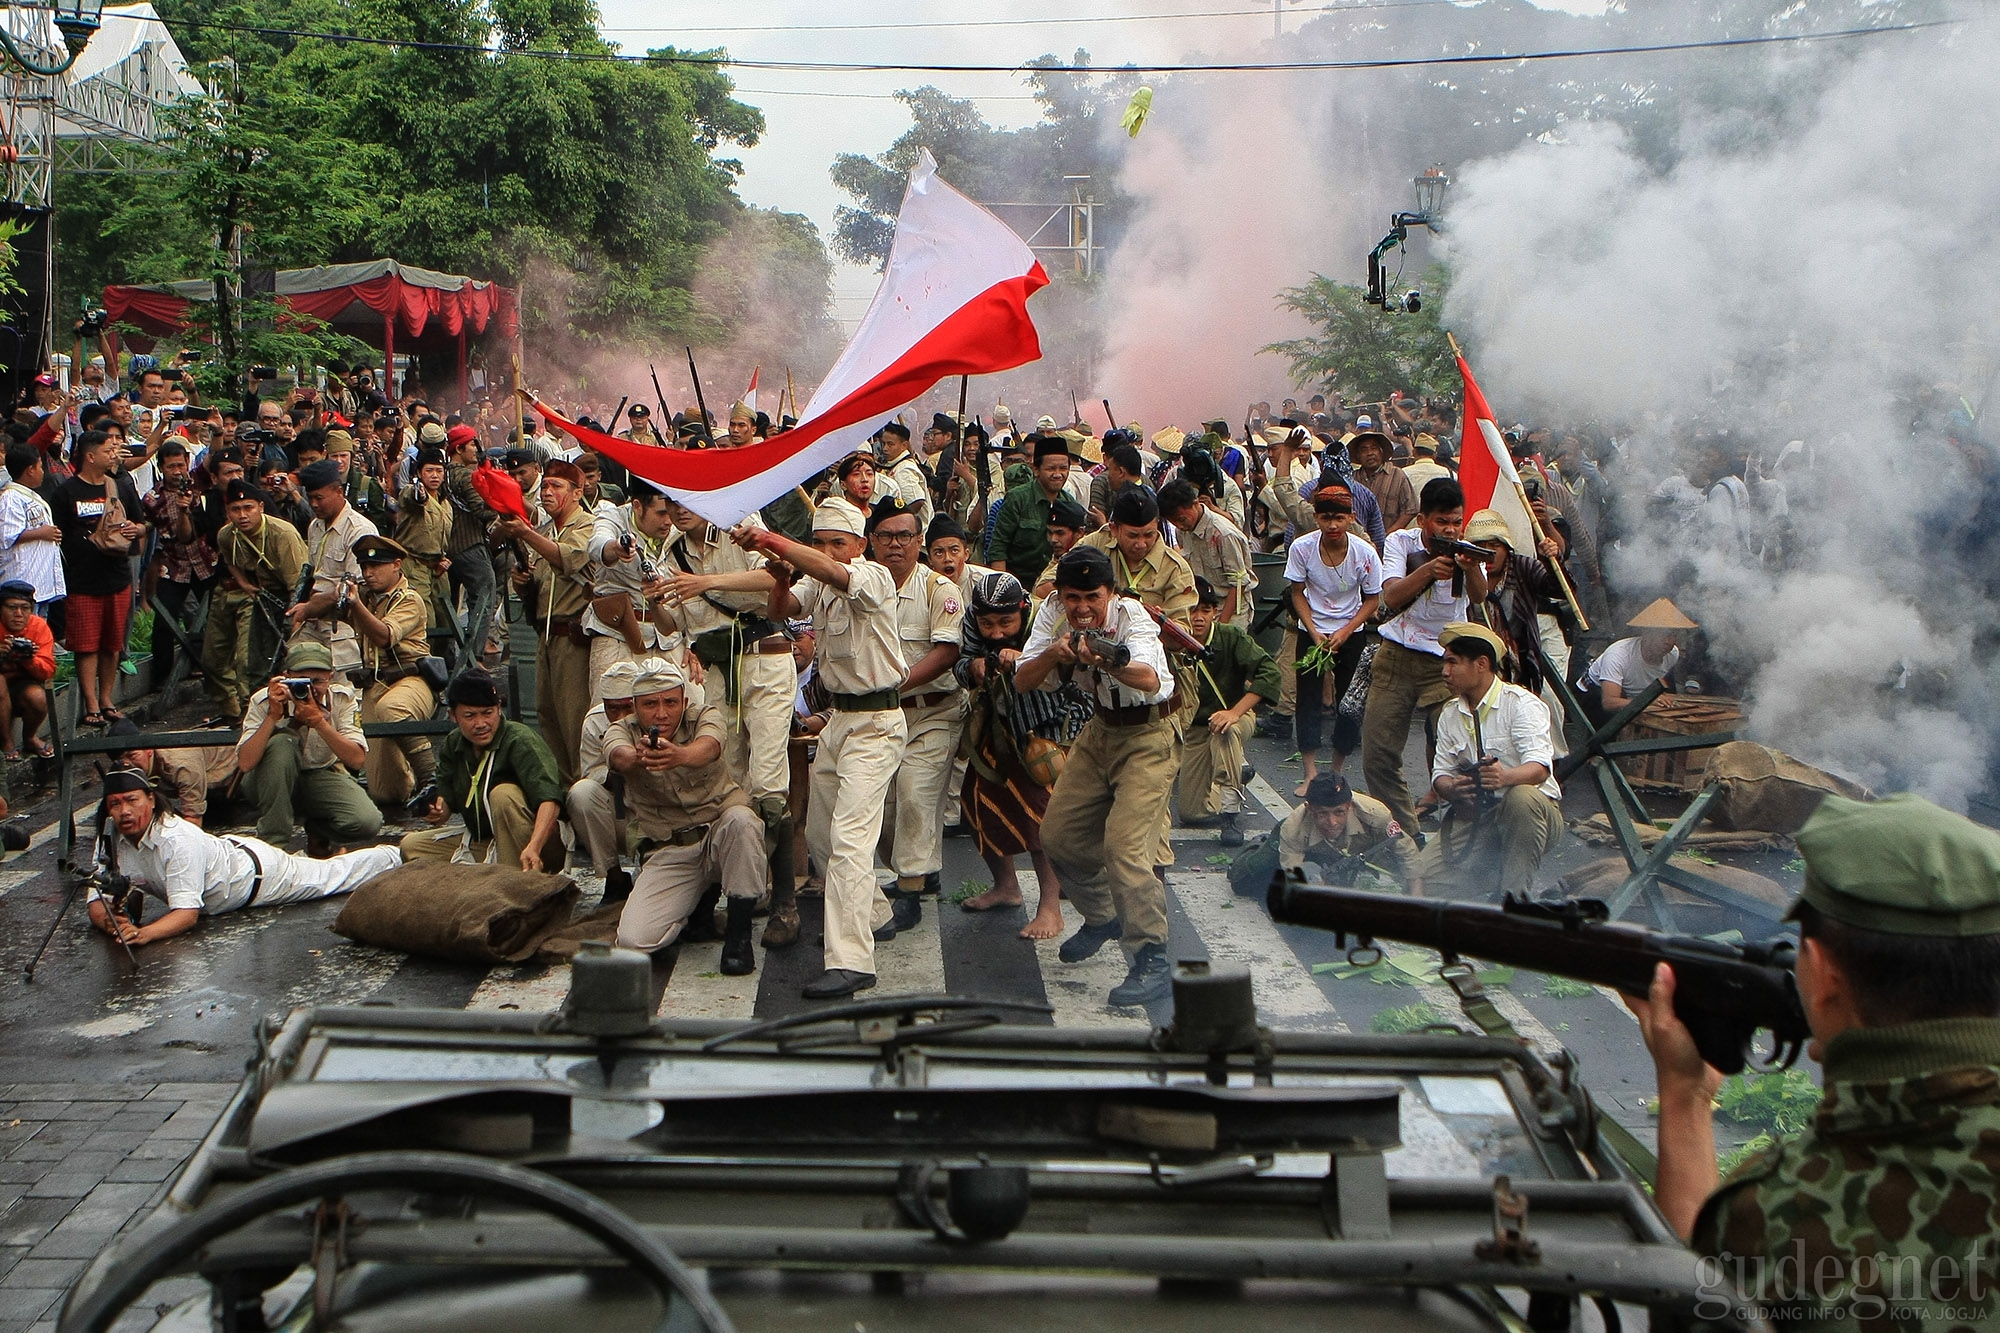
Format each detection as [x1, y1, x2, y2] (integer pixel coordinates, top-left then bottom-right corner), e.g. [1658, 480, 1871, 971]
[682, 883, 724, 943]
[759, 799, 800, 949]
[1108, 943, 1172, 1008]
[1218, 813, 1244, 847]
[720, 896, 757, 976]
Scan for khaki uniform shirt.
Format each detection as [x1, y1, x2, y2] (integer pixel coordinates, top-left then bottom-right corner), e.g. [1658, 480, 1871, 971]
[608, 705, 749, 836]
[954, 562, 999, 601]
[1277, 791, 1417, 880]
[1174, 507, 1255, 628]
[797, 559, 903, 697]
[152, 746, 239, 824]
[529, 504, 596, 620]
[1400, 457, 1452, 499]
[304, 503, 378, 669]
[655, 515, 770, 638]
[237, 680, 365, 773]
[578, 703, 620, 784]
[583, 504, 675, 646]
[891, 567, 964, 701]
[218, 517, 307, 599]
[880, 451, 933, 531]
[394, 483, 451, 559]
[352, 581, 430, 672]
[1037, 529, 1198, 628]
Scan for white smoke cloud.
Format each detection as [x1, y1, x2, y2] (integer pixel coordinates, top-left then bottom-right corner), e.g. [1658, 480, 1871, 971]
[1443, 16, 2000, 805]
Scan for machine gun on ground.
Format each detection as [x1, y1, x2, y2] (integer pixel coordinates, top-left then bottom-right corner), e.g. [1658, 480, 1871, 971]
[1268, 877, 1808, 1076]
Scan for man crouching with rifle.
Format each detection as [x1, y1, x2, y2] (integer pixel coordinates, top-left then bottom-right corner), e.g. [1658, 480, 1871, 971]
[87, 765, 401, 947]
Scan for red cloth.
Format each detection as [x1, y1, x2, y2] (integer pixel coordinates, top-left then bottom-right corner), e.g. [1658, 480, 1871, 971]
[62, 591, 129, 656]
[470, 461, 529, 522]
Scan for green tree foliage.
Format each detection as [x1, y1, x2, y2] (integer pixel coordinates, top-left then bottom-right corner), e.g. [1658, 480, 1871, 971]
[57, 0, 833, 364]
[1264, 266, 1456, 402]
[830, 52, 1138, 270]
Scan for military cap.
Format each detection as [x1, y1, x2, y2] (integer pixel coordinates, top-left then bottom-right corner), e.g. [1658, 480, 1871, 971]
[867, 494, 919, 534]
[504, 448, 539, 469]
[1304, 773, 1353, 808]
[926, 514, 967, 546]
[297, 459, 343, 493]
[813, 497, 867, 537]
[418, 421, 449, 446]
[322, 428, 356, 454]
[446, 668, 504, 708]
[1053, 545, 1116, 592]
[1034, 414, 1059, 432]
[930, 412, 961, 436]
[1049, 495, 1090, 530]
[283, 640, 334, 672]
[223, 478, 267, 506]
[1791, 793, 2000, 936]
[352, 534, 408, 565]
[542, 458, 585, 488]
[1438, 621, 1506, 659]
[729, 401, 755, 425]
[105, 717, 142, 740]
[631, 657, 688, 696]
[1413, 432, 1440, 456]
[1002, 462, 1034, 490]
[599, 659, 641, 702]
[101, 766, 155, 797]
[1193, 574, 1223, 607]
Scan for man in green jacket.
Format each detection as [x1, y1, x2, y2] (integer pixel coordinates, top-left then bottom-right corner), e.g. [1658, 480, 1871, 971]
[401, 668, 566, 872]
[1631, 793, 2000, 1330]
[1177, 576, 1280, 846]
[987, 435, 1072, 578]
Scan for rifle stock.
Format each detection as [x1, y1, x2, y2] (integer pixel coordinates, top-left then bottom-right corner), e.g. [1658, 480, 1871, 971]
[1267, 878, 1807, 1076]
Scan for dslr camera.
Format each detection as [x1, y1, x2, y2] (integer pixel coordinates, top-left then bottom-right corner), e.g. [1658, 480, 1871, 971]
[75, 308, 109, 338]
[8, 636, 33, 656]
[279, 678, 317, 707]
[1397, 289, 1422, 314]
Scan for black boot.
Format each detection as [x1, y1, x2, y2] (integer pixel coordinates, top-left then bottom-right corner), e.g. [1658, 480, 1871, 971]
[720, 896, 756, 976]
[1218, 813, 1244, 847]
[872, 890, 923, 941]
[682, 883, 724, 943]
[601, 866, 633, 903]
[1108, 943, 1173, 1007]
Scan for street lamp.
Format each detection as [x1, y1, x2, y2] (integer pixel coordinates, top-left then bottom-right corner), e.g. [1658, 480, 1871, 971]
[0, 0, 105, 77]
[1367, 165, 1450, 314]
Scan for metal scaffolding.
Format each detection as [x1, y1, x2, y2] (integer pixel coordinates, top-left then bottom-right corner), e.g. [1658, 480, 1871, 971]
[981, 176, 1100, 279]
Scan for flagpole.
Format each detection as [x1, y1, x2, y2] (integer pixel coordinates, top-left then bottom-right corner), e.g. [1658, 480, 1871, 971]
[1446, 332, 1590, 632]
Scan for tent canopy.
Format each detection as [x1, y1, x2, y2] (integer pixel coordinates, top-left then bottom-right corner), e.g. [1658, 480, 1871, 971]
[104, 259, 520, 343]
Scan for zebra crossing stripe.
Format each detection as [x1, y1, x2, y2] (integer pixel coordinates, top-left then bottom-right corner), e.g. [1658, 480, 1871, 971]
[1168, 869, 1348, 1033]
[1023, 873, 1151, 1030]
[465, 962, 569, 1013]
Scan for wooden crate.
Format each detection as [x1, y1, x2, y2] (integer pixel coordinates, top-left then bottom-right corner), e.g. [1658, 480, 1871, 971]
[1617, 695, 1744, 792]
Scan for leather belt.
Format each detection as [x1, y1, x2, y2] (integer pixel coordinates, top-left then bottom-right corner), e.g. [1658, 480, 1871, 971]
[1099, 702, 1172, 727]
[541, 615, 582, 636]
[745, 635, 792, 655]
[901, 690, 956, 709]
[665, 823, 711, 847]
[225, 837, 266, 905]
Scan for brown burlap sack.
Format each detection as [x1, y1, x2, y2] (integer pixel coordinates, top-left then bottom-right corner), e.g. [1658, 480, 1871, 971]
[332, 862, 582, 963]
[1700, 741, 1872, 834]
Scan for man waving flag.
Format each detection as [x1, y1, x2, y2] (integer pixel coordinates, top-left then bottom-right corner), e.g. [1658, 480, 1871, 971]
[533, 150, 1048, 527]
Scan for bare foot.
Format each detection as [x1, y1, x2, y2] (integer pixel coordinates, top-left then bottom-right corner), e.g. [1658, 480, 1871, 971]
[1020, 907, 1064, 940]
[960, 886, 1024, 912]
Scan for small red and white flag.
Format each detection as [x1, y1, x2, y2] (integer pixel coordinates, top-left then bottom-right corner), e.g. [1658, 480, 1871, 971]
[1454, 347, 1536, 554]
[743, 365, 760, 414]
[536, 150, 1047, 527]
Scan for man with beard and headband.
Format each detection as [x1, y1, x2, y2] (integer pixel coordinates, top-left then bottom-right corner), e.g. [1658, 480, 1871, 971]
[657, 496, 801, 948]
[1018, 546, 1180, 1009]
[735, 497, 906, 999]
[85, 766, 401, 949]
[865, 495, 964, 938]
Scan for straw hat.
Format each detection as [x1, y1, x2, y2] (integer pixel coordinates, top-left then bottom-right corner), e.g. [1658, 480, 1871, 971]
[1627, 598, 1698, 630]
[1152, 426, 1186, 455]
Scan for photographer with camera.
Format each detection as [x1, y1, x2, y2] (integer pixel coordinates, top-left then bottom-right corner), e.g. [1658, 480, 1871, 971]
[1017, 545, 1180, 1009]
[0, 580, 54, 758]
[140, 439, 217, 689]
[1423, 621, 1563, 900]
[343, 534, 438, 810]
[85, 765, 400, 948]
[234, 641, 380, 856]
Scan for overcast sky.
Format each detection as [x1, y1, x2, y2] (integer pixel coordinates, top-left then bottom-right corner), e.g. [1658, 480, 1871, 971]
[593, 1, 1607, 330]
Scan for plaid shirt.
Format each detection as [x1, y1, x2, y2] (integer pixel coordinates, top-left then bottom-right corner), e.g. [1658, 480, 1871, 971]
[141, 486, 218, 582]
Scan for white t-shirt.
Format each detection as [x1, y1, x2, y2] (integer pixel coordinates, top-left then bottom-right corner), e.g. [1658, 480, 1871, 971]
[1378, 527, 1468, 655]
[1284, 531, 1382, 632]
[1584, 637, 1679, 693]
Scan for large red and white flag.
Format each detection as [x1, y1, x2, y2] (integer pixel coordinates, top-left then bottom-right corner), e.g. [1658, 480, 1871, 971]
[1454, 348, 1536, 553]
[535, 150, 1047, 527]
[742, 365, 759, 414]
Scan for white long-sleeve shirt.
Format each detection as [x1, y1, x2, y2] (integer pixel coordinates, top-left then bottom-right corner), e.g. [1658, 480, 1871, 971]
[1432, 678, 1562, 800]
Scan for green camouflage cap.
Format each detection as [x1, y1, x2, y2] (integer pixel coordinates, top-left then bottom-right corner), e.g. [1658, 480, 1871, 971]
[1789, 793, 2000, 936]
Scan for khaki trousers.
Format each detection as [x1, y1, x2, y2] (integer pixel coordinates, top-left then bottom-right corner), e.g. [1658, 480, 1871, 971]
[536, 632, 592, 787]
[616, 804, 767, 950]
[885, 695, 966, 887]
[399, 781, 536, 869]
[1426, 784, 1564, 900]
[361, 677, 436, 806]
[1276, 627, 1297, 717]
[1360, 638, 1456, 836]
[717, 650, 798, 805]
[1041, 715, 1177, 959]
[809, 708, 905, 975]
[201, 590, 277, 719]
[1177, 712, 1255, 818]
[587, 633, 639, 706]
[567, 776, 623, 872]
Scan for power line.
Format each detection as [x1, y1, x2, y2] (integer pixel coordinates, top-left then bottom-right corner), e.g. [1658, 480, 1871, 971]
[145, 14, 1962, 76]
[735, 87, 1040, 102]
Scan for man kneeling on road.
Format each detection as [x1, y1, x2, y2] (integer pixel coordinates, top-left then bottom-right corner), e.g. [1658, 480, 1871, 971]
[236, 641, 381, 856]
[1277, 773, 1421, 893]
[402, 668, 566, 872]
[87, 765, 400, 947]
[607, 658, 768, 975]
[1423, 622, 1563, 899]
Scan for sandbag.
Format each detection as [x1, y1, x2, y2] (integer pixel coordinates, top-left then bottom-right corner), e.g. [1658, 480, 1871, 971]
[1699, 741, 1872, 834]
[333, 861, 581, 963]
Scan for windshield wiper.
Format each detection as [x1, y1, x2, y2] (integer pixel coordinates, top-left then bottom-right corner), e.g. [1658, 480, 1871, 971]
[700, 994, 1054, 1053]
